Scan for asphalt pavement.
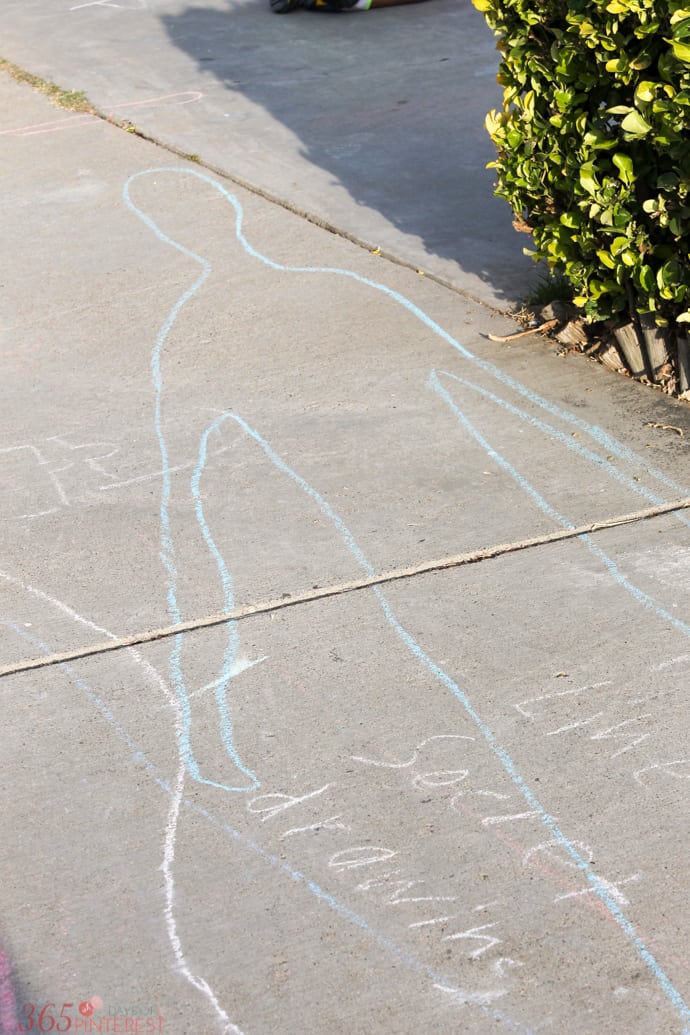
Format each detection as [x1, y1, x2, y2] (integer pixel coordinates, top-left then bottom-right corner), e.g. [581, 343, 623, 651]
[1, 6, 690, 1035]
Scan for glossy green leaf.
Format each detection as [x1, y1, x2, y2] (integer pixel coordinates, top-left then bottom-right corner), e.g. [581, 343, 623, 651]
[670, 39, 690, 61]
[612, 152, 635, 183]
[639, 265, 656, 292]
[579, 163, 600, 196]
[621, 109, 652, 134]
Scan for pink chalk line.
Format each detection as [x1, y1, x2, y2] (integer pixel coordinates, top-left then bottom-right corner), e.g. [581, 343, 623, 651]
[0, 91, 204, 137]
[0, 946, 18, 1035]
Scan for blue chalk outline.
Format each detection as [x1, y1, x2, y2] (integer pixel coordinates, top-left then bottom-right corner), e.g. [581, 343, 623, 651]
[122, 179, 258, 794]
[123, 167, 690, 500]
[189, 415, 259, 789]
[121, 166, 690, 1029]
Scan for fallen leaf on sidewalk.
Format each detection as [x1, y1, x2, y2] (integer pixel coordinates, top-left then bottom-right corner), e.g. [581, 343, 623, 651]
[486, 319, 560, 343]
[643, 421, 684, 437]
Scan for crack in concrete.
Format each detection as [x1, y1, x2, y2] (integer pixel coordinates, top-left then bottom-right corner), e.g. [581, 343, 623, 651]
[2, 495, 689, 680]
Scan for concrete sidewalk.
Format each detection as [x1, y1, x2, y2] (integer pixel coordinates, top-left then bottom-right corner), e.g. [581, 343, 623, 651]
[2, 68, 690, 1035]
[2, 0, 535, 309]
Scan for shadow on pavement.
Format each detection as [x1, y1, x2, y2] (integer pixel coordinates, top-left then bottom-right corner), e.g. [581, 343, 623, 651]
[160, 0, 530, 305]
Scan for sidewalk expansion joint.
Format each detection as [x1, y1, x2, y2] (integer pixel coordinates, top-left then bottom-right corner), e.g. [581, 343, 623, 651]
[2, 496, 689, 680]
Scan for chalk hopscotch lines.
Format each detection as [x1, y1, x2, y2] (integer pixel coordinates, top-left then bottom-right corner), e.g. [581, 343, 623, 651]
[121, 165, 690, 1030]
[1, 433, 235, 521]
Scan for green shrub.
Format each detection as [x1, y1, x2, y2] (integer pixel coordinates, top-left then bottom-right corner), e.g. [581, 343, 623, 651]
[473, 0, 690, 333]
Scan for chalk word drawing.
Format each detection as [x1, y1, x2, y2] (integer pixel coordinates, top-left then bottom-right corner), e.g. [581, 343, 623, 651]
[246, 782, 519, 1008]
[352, 734, 643, 910]
[515, 681, 689, 786]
